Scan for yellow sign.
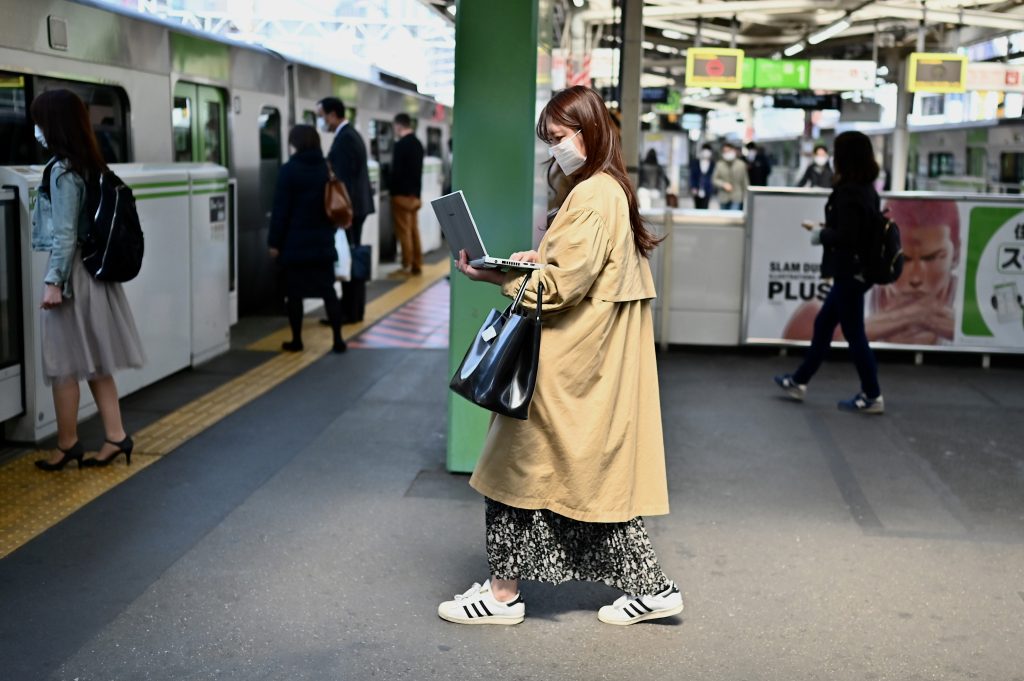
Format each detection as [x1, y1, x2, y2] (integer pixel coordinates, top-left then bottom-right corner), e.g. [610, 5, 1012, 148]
[686, 48, 745, 89]
[907, 52, 967, 93]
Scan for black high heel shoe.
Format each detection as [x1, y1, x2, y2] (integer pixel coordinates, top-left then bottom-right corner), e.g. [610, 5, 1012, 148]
[82, 435, 134, 467]
[35, 441, 85, 471]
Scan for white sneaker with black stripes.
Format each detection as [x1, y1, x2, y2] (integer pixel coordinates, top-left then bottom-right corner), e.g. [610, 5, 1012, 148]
[598, 582, 683, 626]
[437, 580, 525, 625]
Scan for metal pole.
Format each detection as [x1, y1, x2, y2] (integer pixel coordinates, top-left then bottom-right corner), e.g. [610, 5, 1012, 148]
[891, 59, 912, 191]
[620, 0, 643, 186]
[659, 209, 674, 352]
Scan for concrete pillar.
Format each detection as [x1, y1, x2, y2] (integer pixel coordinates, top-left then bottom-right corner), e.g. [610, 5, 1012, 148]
[619, 0, 643, 184]
[446, 0, 549, 472]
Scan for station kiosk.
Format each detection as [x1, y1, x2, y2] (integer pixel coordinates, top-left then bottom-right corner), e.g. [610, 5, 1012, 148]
[0, 163, 233, 443]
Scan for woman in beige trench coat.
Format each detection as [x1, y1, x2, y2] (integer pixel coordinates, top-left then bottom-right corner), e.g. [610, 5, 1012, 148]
[437, 86, 681, 627]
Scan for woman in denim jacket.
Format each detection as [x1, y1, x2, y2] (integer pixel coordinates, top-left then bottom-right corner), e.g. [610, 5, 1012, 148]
[31, 89, 144, 471]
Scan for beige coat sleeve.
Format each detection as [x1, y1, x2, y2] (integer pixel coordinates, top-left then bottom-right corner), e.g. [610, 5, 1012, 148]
[501, 208, 611, 314]
[711, 161, 729, 191]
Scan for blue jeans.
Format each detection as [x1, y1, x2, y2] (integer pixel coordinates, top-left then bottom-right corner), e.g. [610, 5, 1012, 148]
[793, 277, 881, 398]
[719, 200, 743, 210]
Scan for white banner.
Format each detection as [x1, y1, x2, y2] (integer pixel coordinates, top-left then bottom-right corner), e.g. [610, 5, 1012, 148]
[808, 60, 876, 92]
[965, 62, 1024, 92]
[744, 190, 1024, 352]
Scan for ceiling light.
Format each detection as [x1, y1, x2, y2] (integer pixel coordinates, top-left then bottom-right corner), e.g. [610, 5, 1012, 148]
[656, 44, 675, 54]
[661, 29, 685, 40]
[808, 18, 851, 45]
[876, 65, 889, 76]
[572, 0, 585, 7]
[447, 5, 456, 16]
[642, 41, 655, 49]
[783, 42, 805, 57]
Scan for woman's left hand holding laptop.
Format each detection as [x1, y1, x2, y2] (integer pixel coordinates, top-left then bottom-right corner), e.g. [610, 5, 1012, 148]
[456, 249, 538, 285]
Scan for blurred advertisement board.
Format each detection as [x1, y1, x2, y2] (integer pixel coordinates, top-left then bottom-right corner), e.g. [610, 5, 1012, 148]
[908, 52, 967, 93]
[744, 190, 1024, 353]
[808, 60, 876, 91]
[686, 47, 745, 89]
[965, 62, 1024, 92]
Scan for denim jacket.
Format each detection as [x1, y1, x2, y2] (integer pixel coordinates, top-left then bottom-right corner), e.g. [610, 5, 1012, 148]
[31, 159, 90, 298]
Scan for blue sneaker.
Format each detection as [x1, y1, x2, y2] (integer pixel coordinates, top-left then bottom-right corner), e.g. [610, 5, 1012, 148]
[837, 393, 884, 414]
[774, 374, 807, 401]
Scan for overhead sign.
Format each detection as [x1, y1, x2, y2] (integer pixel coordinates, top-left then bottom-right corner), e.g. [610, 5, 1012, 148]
[965, 62, 1024, 93]
[754, 59, 809, 89]
[686, 47, 745, 89]
[809, 60, 876, 92]
[908, 52, 967, 93]
[652, 89, 683, 115]
[771, 93, 842, 110]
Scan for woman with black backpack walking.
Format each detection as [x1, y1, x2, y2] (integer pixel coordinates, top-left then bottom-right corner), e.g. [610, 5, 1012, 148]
[774, 131, 884, 414]
[30, 89, 145, 470]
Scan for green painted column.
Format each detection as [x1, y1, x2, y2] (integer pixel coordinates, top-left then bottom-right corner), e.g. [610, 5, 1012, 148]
[447, 0, 546, 473]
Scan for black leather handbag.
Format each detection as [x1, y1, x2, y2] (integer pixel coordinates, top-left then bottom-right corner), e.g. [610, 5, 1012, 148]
[450, 276, 543, 420]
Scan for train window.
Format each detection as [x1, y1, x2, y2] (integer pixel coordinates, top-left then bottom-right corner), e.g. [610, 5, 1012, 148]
[966, 147, 986, 178]
[0, 196, 20, 371]
[427, 127, 442, 157]
[927, 152, 955, 178]
[0, 71, 130, 165]
[173, 82, 228, 167]
[172, 96, 194, 162]
[258, 107, 281, 162]
[999, 152, 1024, 184]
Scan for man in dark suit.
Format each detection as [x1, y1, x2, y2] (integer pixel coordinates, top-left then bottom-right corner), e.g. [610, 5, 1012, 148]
[390, 113, 425, 275]
[317, 96, 375, 322]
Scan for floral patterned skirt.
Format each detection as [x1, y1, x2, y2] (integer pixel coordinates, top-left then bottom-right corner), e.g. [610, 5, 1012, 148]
[485, 498, 671, 596]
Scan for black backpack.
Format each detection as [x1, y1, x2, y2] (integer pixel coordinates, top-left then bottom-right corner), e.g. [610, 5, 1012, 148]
[862, 210, 904, 285]
[42, 161, 145, 283]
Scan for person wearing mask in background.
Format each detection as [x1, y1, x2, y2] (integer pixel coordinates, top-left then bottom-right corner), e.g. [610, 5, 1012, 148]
[745, 141, 771, 186]
[774, 131, 884, 415]
[797, 144, 834, 189]
[30, 89, 145, 471]
[689, 143, 715, 209]
[712, 141, 748, 210]
[268, 125, 346, 355]
[390, 113, 425, 276]
[316, 96, 374, 322]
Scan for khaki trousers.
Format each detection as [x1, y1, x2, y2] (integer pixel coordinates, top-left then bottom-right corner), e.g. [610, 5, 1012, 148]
[391, 195, 423, 271]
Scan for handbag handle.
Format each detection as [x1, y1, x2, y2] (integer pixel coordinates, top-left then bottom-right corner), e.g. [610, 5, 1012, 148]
[509, 273, 543, 321]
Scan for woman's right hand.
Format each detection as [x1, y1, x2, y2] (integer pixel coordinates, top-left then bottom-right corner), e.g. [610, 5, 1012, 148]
[509, 250, 540, 264]
[41, 283, 62, 309]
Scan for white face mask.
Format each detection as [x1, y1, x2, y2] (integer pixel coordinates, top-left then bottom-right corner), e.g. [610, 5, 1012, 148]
[699, 150, 712, 161]
[722, 151, 736, 162]
[34, 125, 47, 149]
[549, 129, 586, 176]
[316, 116, 329, 133]
[813, 155, 829, 167]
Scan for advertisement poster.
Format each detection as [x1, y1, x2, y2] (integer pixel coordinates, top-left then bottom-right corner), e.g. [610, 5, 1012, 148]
[744, 190, 1024, 353]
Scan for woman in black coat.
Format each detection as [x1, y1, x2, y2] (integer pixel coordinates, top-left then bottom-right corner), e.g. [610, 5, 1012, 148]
[268, 125, 346, 353]
[775, 131, 883, 414]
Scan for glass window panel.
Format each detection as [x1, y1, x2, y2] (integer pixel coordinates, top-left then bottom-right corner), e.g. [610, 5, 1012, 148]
[35, 76, 130, 163]
[258, 107, 281, 161]
[0, 198, 21, 369]
[204, 101, 223, 164]
[172, 96, 193, 162]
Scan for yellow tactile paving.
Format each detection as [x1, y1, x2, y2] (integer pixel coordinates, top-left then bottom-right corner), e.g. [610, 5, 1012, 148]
[0, 260, 450, 559]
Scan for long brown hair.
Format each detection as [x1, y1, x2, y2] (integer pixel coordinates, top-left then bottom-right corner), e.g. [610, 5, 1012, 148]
[536, 86, 661, 257]
[30, 89, 108, 181]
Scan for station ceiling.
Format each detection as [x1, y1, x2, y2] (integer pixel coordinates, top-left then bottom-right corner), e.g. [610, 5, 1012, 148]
[424, 1, 1024, 78]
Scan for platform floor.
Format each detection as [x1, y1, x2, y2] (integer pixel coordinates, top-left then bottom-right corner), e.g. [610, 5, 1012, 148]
[2, 281, 1023, 680]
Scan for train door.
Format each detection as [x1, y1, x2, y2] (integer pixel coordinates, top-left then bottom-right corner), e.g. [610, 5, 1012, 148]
[172, 82, 228, 166]
[0, 188, 22, 422]
[370, 118, 396, 260]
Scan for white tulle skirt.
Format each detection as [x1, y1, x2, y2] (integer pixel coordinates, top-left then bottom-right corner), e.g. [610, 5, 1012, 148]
[40, 251, 145, 386]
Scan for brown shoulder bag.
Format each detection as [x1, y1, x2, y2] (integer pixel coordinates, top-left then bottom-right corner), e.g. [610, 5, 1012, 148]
[325, 160, 354, 228]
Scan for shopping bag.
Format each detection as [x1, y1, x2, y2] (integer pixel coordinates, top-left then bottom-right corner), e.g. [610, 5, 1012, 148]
[334, 229, 352, 281]
[449, 276, 543, 420]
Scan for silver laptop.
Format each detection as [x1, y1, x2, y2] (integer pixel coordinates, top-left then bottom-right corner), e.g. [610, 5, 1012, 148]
[431, 191, 543, 270]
